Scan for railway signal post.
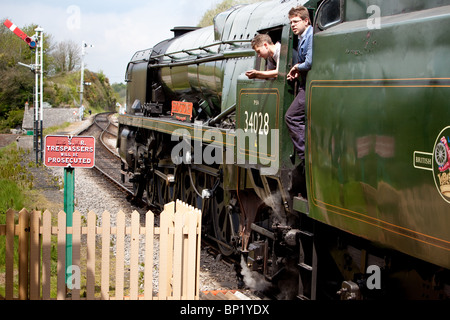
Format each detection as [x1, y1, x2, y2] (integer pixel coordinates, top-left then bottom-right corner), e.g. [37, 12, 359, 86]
[44, 135, 95, 289]
[3, 19, 44, 163]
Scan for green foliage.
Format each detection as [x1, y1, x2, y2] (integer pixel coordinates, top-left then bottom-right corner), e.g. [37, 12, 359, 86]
[0, 143, 32, 214]
[0, 179, 24, 214]
[111, 82, 126, 105]
[0, 109, 24, 133]
[82, 70, 117, 112]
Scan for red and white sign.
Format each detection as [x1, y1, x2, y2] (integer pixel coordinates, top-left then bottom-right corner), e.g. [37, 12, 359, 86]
[44, 135, 95, 168]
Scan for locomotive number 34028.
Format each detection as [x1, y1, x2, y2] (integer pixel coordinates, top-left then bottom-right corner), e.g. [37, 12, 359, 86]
[243, 111, 270, 136]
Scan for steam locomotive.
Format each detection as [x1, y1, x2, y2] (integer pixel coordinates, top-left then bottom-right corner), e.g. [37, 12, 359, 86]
[117, 0, 450, 299]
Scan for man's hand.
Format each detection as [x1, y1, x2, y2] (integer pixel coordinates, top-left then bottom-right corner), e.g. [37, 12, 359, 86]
[246, 69, 259, 79]
[287, 64, 300, 81]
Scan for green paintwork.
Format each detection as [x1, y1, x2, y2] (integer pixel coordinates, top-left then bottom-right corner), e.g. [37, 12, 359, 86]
[305, 2, 450, 269]
[64, 167, 74, 283]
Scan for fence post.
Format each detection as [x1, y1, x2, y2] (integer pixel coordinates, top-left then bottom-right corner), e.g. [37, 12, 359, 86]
[115, 210, 125, 300]
[144, 210, 154, 300]
[57, 210, 66, 299]
[5, 209, 15, 300]
[18, 208, 30, 300]
[42, 210, 52, 300]
[130, 210, 140, 300]
[71, 210, 81, 299]
[86, 210, 96, 300]
[29, 210, 41, 300]
[195, 205, 202, 300]
[159, 202, 175, 300]
[172, 205, 184, 300]
[101, 210, 111, 300]
[186, 206, 198, 300]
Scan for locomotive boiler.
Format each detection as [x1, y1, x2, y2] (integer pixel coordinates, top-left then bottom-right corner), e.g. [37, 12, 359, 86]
[117, 0, 450, 299]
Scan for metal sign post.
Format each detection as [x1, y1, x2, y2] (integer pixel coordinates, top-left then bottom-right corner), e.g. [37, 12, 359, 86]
[44, 135, 95, 287]
[64, 167, 75, 283]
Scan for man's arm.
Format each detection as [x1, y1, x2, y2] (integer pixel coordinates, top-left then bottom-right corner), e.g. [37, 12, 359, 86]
[288, 30, 313, 80]
[246, 69, 278, 79]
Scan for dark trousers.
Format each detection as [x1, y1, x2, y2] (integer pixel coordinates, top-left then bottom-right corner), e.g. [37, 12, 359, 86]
[285, 87, 306, 161]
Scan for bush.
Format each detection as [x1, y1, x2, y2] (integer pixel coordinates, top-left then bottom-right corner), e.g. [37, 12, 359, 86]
[0, 109, 24, 133]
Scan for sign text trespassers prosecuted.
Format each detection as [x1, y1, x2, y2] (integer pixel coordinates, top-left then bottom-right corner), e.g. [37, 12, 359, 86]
[44, 135, 95, 168]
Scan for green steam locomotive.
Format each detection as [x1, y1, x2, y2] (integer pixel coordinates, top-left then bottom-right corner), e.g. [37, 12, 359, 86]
[117, 0, 450, 299]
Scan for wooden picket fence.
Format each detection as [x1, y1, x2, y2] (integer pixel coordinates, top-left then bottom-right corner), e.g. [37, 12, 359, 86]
[0, 200, 202, 300]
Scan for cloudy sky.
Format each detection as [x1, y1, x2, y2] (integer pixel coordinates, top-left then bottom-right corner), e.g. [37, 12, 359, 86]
[1, 0, 220, 84]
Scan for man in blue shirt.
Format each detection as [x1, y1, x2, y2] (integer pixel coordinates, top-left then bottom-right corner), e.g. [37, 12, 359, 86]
[286, 5, 313, 198]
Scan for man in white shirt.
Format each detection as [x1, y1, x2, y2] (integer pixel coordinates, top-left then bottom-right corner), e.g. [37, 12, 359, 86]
[246, 34, 281, 79]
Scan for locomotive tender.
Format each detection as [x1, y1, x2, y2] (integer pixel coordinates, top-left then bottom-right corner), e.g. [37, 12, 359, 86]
[117, 0, 450, 299]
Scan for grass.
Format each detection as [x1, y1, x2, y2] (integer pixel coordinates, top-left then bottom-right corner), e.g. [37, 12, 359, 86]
[0, 143, 31, 298]
[43, 121, 72, 136]
[0, 141, 63, 298]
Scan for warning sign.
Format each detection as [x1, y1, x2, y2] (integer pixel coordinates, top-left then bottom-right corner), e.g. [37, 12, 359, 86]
[44, 135, 95, 168]
[171, 101, 193, 122]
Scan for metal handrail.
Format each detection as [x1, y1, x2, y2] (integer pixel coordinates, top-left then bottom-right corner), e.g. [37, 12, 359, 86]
[148, 47, 255, 69]
[150, 39, 252, 60]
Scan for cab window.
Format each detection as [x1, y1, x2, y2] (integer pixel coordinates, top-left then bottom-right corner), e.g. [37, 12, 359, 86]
[316, 0, 344, 31]
[253, 27, 282, 74]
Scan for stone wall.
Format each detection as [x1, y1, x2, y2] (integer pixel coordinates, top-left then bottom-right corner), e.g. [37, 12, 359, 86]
[22, 107, 80, 130]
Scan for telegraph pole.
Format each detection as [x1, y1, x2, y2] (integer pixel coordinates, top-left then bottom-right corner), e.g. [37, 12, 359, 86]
[79, 41, 93, 120]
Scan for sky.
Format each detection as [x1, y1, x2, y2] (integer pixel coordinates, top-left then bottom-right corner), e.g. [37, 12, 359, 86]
[0, 0, 220, 84]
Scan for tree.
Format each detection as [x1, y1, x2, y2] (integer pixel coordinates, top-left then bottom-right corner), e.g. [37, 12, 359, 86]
[0, 19, 37, 119]
[49, 40, 81, 74]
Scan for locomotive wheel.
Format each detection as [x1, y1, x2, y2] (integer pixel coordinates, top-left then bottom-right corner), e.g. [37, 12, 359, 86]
[177, 167, 203, 210]
[132, 145, 146, 199]
[210, 183, 235, 256]
[154, 167, 175, 207]
[132, 177, 145, 199]
[145, 172, 157, 208]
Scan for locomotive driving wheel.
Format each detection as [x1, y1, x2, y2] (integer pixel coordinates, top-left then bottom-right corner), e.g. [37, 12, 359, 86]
[177, 166, 204, 210]
[209, 179, 237, 256]
[132, 178, 145, 198]
[145, 171, 157, 208]
[132, 146, 146, 199]
[152, 166, 176, 209]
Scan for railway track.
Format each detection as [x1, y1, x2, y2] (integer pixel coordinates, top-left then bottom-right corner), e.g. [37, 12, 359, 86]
[78, 112, 135, 197]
